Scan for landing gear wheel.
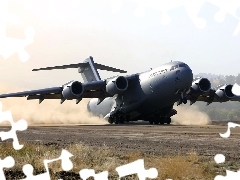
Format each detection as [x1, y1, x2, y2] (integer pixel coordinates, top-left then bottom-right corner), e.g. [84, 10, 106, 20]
[183, 98, 187, 104]
[119, 116, 125, 124]
[125, 115, 130, 122]
[159, 121, 164, 125]
[149, 117, 154, 124]
[154, 120, 159, 125]
[114, 116, 119, 124]
[166, 117, 171, 125]
[159, 117, 165, 125]
[108, 117, 114, 124]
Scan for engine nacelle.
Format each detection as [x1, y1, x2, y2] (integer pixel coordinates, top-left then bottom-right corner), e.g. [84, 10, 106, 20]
[62, 81, 84, 99]
[215, 84, 234, 102]
[106, 76, 128, 95]
[190, 78, 211, 95]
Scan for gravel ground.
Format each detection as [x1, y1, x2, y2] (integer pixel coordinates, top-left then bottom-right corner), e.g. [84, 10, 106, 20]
[1, 122, 240, 179]
[8, 122, 240, 159]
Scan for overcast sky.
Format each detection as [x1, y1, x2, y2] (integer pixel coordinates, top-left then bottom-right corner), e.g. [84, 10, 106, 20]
[0, 0, 240, 89]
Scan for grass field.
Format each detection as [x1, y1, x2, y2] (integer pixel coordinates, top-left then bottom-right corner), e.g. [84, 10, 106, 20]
[0, 142, 226, 180]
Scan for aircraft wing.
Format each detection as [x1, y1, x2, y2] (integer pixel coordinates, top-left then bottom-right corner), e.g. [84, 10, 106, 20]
[0, 80, 108, 103]
[189, 88, 240, 104]
[0, 56, 137, 104]
[230, 96, 240, 101]
[186, 89, 215, 105]
[186, 78, 240, 105]
[0, 74, 138, 103]
[0, 87, 62, 98]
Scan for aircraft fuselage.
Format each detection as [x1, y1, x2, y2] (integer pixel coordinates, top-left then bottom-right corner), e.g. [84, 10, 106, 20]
[87, 61, 193, 122]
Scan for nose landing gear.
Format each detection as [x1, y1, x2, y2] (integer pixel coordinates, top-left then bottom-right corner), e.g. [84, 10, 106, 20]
[177, 92, 187, 106]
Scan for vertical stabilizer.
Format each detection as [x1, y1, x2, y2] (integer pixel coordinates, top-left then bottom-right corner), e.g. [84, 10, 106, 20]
[78, 56, 101, 82]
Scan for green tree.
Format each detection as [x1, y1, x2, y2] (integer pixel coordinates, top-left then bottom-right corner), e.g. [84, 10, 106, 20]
[218, 109, 228, 120]
[236, 74, 240, 84]
[219, 78, 226, 85]
[207, 109, 217, 120]
[227, 112, 234, 121]
[225, 75, 235, 84]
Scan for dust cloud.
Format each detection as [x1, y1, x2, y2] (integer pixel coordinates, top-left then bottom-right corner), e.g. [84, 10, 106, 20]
[172, 105, 212, 125]
[0, 83, 107, 125]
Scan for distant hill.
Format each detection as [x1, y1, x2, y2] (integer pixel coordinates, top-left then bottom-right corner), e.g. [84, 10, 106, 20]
[194, 73, 224, 79]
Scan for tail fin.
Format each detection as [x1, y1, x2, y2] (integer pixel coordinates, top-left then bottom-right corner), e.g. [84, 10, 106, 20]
[32, 56, 127, 82]
[79, 56, 101, 82]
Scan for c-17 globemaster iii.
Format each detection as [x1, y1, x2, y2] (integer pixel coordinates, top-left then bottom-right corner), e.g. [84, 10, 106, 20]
[0, 56, 239, 125]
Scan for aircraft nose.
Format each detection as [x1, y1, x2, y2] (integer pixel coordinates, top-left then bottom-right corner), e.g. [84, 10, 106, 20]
[180, 66, 193, 86]
[185, 66, 193, 83]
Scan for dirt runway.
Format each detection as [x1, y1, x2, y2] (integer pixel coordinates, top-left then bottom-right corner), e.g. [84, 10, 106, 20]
[3, 122, 240, 161]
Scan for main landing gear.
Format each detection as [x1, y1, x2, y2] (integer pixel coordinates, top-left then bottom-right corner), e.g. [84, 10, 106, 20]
[108, 115, 130, 124]
[148, 117, 171, 125]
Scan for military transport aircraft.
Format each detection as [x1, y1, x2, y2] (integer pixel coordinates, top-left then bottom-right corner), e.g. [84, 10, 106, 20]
[0, 56, 239, 125]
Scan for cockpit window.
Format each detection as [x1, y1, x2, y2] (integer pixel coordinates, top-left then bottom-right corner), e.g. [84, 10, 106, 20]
[170, 65, 178, 71]
[179, 63, 189, 68]
[179, 63, 186, 68]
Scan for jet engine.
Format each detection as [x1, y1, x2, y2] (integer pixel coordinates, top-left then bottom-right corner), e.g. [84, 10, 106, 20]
[106, 76, 128, 95]
[215, 84, 235, 102]
[190, 78, 211, 95]
[62, 81, 84, 99]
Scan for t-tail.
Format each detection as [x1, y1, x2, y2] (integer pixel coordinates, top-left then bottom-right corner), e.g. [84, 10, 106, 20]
[32, 56, 127, 82]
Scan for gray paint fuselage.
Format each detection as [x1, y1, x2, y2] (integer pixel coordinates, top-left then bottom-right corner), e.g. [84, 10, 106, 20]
[87, 61, 193, 120]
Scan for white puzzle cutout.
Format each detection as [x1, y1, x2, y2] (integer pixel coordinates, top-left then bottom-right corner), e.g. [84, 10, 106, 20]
[0, 156, 15, 180]
[116, 159, 158, 180]
[21, 149, 73, 180]
[0, 102, 28, 150]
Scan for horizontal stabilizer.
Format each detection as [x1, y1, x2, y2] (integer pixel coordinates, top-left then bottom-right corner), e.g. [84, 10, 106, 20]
[32, 63, 86, 71]
[95, 63, 127, 73]
[32, 56, 127, 83]
[32, 62, 127, 73]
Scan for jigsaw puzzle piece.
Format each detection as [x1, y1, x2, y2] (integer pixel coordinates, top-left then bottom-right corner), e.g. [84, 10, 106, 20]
[0, 118, 28, 150]
[215, 170, 240, 180]
[116, 159, 158, 180]
[214, 153, 239, 179]
[232, 83, 240, 96]
[22, 149, 73, 180]
[0, 102, 28, 150]
[214, 154, 225, 164]
[43, 149, 73, 171]
[0, 156, 15, 180]
[0, 1, 35, 62]
[220, 122, 240, 138]
[21, 164, 50, 180]
[79, 169, 108, 180]
[183, 0, 206, 29]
